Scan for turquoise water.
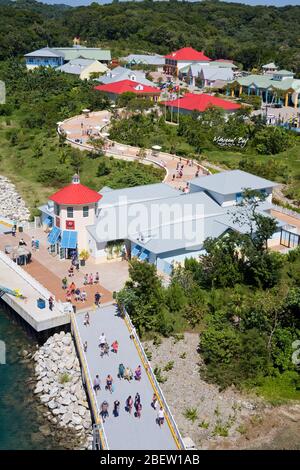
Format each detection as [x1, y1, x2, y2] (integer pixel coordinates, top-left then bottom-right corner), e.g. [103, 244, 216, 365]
[0, 305, 66, 450]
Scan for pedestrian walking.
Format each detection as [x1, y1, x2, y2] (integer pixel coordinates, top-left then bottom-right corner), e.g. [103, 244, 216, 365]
[100, 401, 109, 422]
[62, 276, 68, 290]
[126, 396, 133, 414]
[157, 407, 165, 427]
[83, 341, 88, 352]
[89, 273, 94, 285]
[31, 236, 36, 250]
[68, 265, 74, 277]
[118, 363, 125, 379]
[113, 400, 120, 417]
[95, 272, 99, 284]
[134, 393, 141, 408]
[151, 393, 158, 410]
[93, 375, 101, 394]
[48, 296, 54, 311]
[106, 375, 113, 393]
[12, 225, 16, 237]
[99, 332, 106, 347]
[134, 365, 142, 381]
[84, 312, 90, 327]
[136, 402, 142, 419]
[111, 340, 119, 354]
[95, 291, 101, 306]
[83, 274, 88, 285]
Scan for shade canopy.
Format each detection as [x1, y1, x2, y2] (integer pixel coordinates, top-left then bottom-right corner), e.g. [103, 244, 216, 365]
[61, 230, 78, 249]
[47, 226, 61, 245]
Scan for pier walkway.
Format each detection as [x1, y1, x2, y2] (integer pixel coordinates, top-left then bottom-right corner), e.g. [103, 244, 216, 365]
[72, 304, 184, 450]
[0, 250, 69, 331]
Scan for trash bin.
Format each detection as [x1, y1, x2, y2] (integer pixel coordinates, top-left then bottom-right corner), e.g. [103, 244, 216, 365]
[18, 226, 23, 233]
[37, 298, 46, 309]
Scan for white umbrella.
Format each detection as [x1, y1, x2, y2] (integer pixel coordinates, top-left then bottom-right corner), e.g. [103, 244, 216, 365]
[82, 108, 90, 113]
[152, 145, 162, 151]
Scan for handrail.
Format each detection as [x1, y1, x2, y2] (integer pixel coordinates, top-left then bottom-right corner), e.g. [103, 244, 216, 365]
[118, 302, 186, 450]
[70, 312, 109, 450]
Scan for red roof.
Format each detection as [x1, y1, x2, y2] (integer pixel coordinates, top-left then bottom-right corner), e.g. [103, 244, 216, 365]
[49, 183, 102, 205]
[94, 80, 160, 95]
[162, 93, 241, 112]
[165, 47, 211, 62]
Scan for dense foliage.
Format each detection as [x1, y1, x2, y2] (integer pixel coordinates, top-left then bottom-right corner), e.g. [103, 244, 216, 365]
[0, 61, 164, 214]
[1, 1, 300, 74]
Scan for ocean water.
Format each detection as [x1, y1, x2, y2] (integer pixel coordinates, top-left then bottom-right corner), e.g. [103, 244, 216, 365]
[0, 305, 66, 450]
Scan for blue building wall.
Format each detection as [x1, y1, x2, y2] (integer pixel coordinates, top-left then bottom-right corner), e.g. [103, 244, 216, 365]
[25, 56, 64, 68]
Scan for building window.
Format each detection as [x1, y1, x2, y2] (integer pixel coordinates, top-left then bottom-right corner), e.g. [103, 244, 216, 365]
[67, 207, 73, 218]
[83, 206, 89, 218]
[54, 204, 60, 216]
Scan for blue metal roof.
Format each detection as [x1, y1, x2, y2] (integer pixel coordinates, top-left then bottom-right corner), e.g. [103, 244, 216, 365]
[61, 230, 77, 249]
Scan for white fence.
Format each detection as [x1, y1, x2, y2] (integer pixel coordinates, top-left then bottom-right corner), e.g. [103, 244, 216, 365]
[272, 204, 300, 221]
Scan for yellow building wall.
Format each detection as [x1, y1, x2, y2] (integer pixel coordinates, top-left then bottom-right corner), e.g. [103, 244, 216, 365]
[79, 61, 108, 80]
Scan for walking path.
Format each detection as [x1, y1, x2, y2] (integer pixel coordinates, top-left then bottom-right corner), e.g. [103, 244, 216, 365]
[74, 304, 179, 450]
[60, 111, 209, 190]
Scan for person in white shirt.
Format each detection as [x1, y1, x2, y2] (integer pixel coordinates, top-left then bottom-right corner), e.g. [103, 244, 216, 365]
[99, 333, 107, 347]
[157, 407, 165, 427]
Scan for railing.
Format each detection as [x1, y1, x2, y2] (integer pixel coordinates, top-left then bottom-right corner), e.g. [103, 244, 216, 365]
[118, 302, 186, 450]
[272, 204, 300, 221]
[70, 312, 109, 450]
[0, 250, 65, 314]
[58, 111, 211, 179]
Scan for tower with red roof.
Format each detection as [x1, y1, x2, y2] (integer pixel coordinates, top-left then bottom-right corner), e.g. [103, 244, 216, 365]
[41, 174, 102, 259]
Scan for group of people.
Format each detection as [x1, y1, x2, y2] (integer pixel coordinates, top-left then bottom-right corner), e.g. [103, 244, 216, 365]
[118, 363, 142, 382]
[83, 272, 100, 286]
[89, 328, 165, 428]
[63, 280, 88, 303]
[98, 393, 165, 426]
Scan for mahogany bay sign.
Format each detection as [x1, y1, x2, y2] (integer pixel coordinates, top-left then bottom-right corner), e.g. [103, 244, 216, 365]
[213, 136, 249, 149]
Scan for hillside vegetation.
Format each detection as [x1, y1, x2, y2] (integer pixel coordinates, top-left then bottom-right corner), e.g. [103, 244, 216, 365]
[0, 0, 300, 74]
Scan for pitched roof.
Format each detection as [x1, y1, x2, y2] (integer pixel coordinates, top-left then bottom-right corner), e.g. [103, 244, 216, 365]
[49, 183, 102, 205]
[262, 62, 278, 69]
[190, 170, 277, 195]
[98, 67, 156, 87]
[56, 59, 107, 75]
[235, 74, 300, 92]
[123, 54, 165, 66]
[162, 92, 241, 112]
[25, 47, 63, 58]
[53, 47, 111, 62]
[165, 47, 211, 62]
[94, 79, 160, 95]
[200, 66, 234, 82]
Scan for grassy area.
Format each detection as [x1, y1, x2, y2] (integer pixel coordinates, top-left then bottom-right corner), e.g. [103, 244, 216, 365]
[254, 372, 300, 405]
[0, 117, 164, 216]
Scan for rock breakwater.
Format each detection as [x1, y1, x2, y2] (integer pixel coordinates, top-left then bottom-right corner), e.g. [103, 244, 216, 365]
[33, 331, 93, 450]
